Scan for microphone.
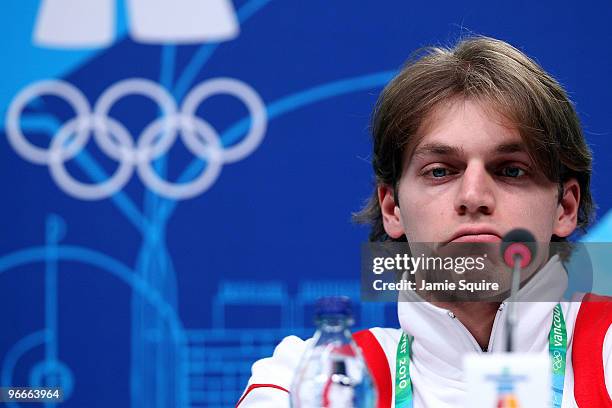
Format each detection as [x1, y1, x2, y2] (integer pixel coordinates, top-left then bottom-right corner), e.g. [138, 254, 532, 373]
[500, 229, 536, 352]
[464, 230, 550, 406]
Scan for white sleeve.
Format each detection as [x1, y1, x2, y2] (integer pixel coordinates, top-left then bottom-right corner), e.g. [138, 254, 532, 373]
[603, 325, 612, 398]
[237, 335, 313, 407]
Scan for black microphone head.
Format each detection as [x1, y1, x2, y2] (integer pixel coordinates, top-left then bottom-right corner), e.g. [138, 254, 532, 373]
[500, 229, 537, 267]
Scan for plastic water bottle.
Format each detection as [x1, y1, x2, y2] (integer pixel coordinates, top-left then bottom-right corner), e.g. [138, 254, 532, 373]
[290, 296, 377, 408]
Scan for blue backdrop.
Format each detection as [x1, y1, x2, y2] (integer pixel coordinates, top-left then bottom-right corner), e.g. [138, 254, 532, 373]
[2, 1, 612, 407]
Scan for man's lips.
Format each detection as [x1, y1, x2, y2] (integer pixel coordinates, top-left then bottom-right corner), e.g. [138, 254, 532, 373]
[447, 227, 502, 244]
[450, 234, 502, 243]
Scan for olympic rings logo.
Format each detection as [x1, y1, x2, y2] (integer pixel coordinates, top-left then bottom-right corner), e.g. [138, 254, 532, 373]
[551, 349, 563, 371]
[5, 77, 267, 200]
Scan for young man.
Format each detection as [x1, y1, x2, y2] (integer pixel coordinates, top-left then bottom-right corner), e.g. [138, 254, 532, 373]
[237, 36, 611, 407]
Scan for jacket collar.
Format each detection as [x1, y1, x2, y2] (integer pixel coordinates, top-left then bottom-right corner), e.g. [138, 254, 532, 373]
[396, 255, 568, 374]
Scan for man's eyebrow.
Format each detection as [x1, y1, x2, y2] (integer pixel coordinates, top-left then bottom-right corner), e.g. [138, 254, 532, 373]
[412, 143, 464, 157]
[495, 142, 528, 154]
[411, 142, 529, 158]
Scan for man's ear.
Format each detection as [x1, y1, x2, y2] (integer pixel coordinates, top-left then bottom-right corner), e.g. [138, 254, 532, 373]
[378, 184, 405, 239]
[553, 178, 581, 238]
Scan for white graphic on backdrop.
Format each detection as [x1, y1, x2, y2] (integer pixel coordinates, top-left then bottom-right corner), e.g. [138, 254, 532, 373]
[128, 0, 239, 44]
[6, 78, 266, 200]
[34, 0, 239, 48]
[34, 0, 115, 48]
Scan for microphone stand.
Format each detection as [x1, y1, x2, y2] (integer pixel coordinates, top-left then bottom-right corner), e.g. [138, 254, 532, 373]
[505, 254, 522, 353]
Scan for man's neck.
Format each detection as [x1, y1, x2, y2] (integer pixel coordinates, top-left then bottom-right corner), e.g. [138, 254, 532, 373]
[434, 301, 501, 350]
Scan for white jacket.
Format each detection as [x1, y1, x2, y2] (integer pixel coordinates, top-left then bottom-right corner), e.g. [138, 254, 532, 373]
[238, 256, 612, 407]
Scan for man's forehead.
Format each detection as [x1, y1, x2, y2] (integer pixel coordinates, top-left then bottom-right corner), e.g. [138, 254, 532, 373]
[406, 97, 527, 159]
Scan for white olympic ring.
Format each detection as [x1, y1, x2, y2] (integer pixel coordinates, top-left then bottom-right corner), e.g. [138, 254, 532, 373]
[6, 80, 91, 164]
[49, 117, 135, 200]
[93, 78, 178, 162]
[182, 78, 267, 163]
[5, 77, 267, 200]
[137, 114, 223, 199]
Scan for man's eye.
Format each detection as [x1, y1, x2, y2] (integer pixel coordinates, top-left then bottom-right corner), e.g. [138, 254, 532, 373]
[431, 168, 448, 178]
[500, 166, 526, 178]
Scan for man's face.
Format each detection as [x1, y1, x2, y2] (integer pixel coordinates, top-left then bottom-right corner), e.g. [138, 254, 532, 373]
[380, 98, 579, 245]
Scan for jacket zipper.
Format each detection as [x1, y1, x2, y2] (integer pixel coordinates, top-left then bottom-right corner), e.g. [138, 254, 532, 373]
[446, 303, 505, 353]
[487, 303, 505, 352]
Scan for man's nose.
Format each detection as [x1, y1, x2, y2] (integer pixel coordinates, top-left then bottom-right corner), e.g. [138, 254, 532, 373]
[453, 163, 495, 216]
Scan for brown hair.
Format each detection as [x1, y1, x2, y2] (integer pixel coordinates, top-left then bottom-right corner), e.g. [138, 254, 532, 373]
[355, 36, 594, 242]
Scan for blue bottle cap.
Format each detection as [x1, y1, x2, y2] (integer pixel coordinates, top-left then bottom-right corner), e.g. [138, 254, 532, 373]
[315, 296, 352, 317]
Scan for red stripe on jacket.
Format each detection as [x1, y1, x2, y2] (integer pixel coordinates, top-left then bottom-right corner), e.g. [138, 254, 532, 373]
[354, 329, 393, 408]
[235, 383, 289, 407]
[573, 293, 612, 407]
